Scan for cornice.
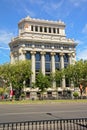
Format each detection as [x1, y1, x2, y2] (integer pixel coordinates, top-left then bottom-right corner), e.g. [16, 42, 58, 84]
[18, 16, 65, 27]
[9, 35, 77, 47]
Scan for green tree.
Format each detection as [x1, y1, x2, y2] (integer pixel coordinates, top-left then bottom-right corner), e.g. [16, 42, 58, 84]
[35, 72, 51, 98]
[64, 60, 84, 87]
[55, 69, 64, 87]
[54, 69, 64, 98]
[0, 60, 32, 97]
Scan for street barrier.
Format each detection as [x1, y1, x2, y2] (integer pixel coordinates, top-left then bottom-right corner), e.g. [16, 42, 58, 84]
[0, 118, 87, 130]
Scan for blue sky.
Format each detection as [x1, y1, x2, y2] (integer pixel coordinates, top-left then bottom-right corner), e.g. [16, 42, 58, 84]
[0, 0, 87, 64]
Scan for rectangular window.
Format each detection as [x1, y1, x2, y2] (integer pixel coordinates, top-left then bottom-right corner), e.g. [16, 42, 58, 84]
[55, 63, 60, 70]
[25, 52, 31, 60]
[44, 27, 47, 32]
[31, 25, 33, 31]
[53, 28, 56, 33]
[40, 26, 42, 32]
[36, 62, 41, 72]
[57, 28, 59, 34]
[45, 63, 51, 72]
[35, 26, 38, 32]
[49, 27, 51, 33]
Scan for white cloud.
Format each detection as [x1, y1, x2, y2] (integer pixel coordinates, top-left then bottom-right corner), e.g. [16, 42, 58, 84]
[0, 30, 13, 45]
[0, 30, 12, 64]
[44, 0, 64, 11]
[75, 39, 84, 45]
[70, 0, 87, 7]
[24, 8, 36, 17]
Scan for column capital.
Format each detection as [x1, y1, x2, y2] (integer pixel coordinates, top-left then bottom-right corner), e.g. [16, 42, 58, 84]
[30, 51, 36, 54]
[60, 52, 64, 56]
[22, 50, 26, 54]
[19, 50, 26, 56]
[50, 52, 56, 56]
[10, 52, 14, 56]
[40, 51, 46, 55]
[68, 53, 72, 57]
[72, 52, 75, 57]
[13, 51, 18, 56]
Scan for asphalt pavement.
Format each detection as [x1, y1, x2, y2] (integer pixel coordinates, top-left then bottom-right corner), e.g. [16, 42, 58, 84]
[0, 102, 87, 123]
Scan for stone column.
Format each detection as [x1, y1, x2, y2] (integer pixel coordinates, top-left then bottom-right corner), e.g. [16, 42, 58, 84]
[20, 50, 26, 61]
[18, 46, 26, 61]
[31, 51, 36, 84]
[51, 52, 56, 88]
[40, 51, 45, 75]
[14, 51, 19, 61]
[72, 52, 76, 65]
[60, 53, 66, 88]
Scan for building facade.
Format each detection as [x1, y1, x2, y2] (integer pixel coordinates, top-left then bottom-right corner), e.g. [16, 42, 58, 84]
[9, 16, 77, 99]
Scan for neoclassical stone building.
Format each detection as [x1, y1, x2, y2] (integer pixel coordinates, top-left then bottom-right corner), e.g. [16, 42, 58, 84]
[9, 16, 77, 99]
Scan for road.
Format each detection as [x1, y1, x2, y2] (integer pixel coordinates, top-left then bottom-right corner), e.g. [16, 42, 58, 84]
[0, 102, 87, 123]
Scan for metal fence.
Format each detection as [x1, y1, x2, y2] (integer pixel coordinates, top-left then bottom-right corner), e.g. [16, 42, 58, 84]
[0, 118, 87, 130]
